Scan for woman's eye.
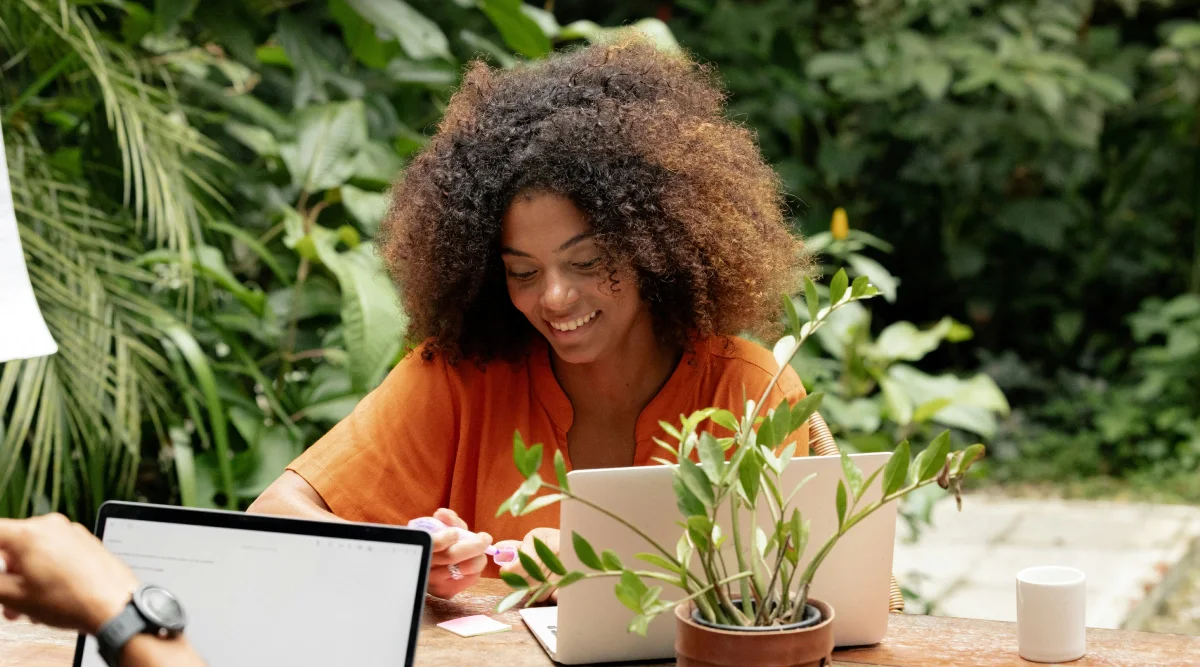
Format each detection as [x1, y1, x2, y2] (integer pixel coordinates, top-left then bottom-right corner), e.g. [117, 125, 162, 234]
[573, 258, 602, 270]
[507, 269, 537, 280]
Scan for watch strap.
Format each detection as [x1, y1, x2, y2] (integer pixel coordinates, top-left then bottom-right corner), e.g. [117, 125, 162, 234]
[96, 602, 148, 667]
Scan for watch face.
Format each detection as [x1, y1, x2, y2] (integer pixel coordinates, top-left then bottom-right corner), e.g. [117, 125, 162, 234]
[135, 585, 187, 632]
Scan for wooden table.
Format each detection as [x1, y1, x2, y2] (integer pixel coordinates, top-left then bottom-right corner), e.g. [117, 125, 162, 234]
[5, 579, 1197, 666]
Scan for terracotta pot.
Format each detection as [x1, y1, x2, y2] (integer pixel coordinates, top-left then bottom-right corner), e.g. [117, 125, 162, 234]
[674, 599, 836, 667]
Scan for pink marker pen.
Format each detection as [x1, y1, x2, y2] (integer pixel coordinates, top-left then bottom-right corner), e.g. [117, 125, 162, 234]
[406, 517, 517, 565]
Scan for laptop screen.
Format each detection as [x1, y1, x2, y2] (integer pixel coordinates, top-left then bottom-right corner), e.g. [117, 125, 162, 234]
[78, 516, 426, 666]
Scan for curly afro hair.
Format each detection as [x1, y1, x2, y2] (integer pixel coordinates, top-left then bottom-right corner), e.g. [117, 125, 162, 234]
[377, 36, 810, 364]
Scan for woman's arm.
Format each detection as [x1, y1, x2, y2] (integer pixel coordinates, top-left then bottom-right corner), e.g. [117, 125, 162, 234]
[247, 470, 341, 522]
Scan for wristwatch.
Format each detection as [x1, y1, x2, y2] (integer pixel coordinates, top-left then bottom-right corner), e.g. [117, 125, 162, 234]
[95, 584, 188, 667]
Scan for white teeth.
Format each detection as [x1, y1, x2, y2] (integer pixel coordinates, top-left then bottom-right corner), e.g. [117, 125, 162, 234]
[551, 310, 598, 332]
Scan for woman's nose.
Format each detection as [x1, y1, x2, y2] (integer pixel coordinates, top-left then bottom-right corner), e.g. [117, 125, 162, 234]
[541, 273, 579, 312]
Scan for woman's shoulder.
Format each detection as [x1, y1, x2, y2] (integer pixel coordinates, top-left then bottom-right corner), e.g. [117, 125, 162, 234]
[696, 335, 803, 395]
[390, 340, 533, 387]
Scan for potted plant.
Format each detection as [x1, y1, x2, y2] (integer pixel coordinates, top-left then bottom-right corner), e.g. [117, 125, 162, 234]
[495, 270, 985, 667]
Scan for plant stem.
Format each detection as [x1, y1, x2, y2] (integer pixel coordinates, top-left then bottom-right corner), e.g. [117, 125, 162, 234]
[728, 494, 755, 617]
[789, 480, 931, 620]
[755, 534, 791, 625]
[544, 483, 703, 590]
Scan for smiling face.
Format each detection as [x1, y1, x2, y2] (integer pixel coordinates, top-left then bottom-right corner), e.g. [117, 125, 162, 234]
[500, 191, 652, 365]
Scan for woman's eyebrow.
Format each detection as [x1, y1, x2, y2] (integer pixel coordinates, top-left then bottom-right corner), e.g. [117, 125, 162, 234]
[557, 232, 596, 252]
[500, 232, 595, 257]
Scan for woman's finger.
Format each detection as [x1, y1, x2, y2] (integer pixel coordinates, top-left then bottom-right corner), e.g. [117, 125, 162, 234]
[433, 508, 467, 530]
[455, 553, 489, 577]
[430, 528, 460, 554]
[430, 533, 490, 566]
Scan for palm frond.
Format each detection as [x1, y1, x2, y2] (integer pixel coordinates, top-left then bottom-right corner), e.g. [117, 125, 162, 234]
[2, 131, 171, 519]
[14, 0, 227, 260]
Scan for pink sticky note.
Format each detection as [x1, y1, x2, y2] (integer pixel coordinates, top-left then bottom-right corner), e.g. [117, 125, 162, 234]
[437, 615, 512, 638]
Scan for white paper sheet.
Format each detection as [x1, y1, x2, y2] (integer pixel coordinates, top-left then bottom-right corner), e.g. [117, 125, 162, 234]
[0, 119, 58, 362]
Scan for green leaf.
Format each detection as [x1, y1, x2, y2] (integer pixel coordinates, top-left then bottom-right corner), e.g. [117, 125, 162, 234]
[829, 269, 849, 305]
[710, 409, 739, 433]
[524, 443, 545, 478]
[678, 457, 714, 510]
[806, 51, 864, 78]
[851, 275, 870, 298]
[880, 377, 914, 426]
[737, 449, 761, 506]
[340, 185, 388, 236]
[954, 443, 986, 474]
[615, 570, 648, 612]
[478, 0, 552, 58]
[697, 432, 724, 484]
[155, 0, 199, 33]
[839, 448, 864, 499]
[572, 532, 604, 570]
[554, 450, 570, 493]
[495, 495, 514, 517]
[280, 101, 368, 193]
[519, 550, 547, 582]
[224, 121, 279, 158]
[805, 277, 820, 322]
[343, 0, 451, 61]
[787, 509, 805, 556]
[519, 493, 565, 516]
[914, 60, 953, 100]
[513, 430, 530, 476]
[534, 537, 566, 576]
[835, 480, 847, 529]
[500, 571, 530, 589]
[783, 294, 802, 338]
[601, 550, 624, 572]
[673, 473, 707, 518]
[160, 322, 235, 509]
[757, 411, 777, 449]
[635, 552, 683, 575]
[313, 244, 403, 392]
[558, 571, 586, 588]
[788, 392, 824, 432]
[911, 397, 951, 424]
[882, 440, 911, 496]
[330, 0, 403, 68]
[676, 533, 693, 568]
[846, 254, 897, 303]
[871, 317, 960, 364]
[918, 431, 952, 483]
[496, 589, 527, 614]
[686, 515, 713, 551]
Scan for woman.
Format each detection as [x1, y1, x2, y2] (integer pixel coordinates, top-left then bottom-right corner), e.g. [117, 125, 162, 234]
[250, 37, 812, 600]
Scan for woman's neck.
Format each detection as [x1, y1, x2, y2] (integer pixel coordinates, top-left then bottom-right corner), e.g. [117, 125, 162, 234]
[550, 324, 681, 416]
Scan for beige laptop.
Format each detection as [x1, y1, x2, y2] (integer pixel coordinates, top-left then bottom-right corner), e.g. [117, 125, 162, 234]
[519, 452, 897, 664]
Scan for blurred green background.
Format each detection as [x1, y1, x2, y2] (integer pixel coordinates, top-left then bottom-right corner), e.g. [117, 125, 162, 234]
[1, 0, 1198, 523]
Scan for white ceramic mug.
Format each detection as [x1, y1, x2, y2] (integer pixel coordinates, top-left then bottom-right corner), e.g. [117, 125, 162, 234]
[1015, 566, 1086, 663]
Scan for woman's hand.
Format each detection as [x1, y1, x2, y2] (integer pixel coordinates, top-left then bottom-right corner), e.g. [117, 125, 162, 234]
[0, 513, 140, 634]
[423, 509, 492, 600]
[497, 527, 561, 604]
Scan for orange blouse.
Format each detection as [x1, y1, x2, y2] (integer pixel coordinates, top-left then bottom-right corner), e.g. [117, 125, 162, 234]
[287, 335, 809, 556]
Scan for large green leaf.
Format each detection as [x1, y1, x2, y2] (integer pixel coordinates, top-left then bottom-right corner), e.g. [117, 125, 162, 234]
[330, 0, 402, 69]
[316, 243, 406, 392]
[478, 0, 552, 58]
[343, 0, 452, 61]
[869, 317, 962, 363]
[280, 101, 368, 193]
[845, 253, 898, 303]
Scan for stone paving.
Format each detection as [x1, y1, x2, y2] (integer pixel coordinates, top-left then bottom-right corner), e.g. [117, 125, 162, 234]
[892, 494, 1200, 630]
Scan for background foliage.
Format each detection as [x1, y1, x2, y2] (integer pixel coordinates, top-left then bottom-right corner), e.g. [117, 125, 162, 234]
[1, 0, 1198, 523]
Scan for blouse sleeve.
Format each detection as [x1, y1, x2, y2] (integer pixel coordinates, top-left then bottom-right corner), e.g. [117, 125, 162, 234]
[286, 350, 460, 525]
